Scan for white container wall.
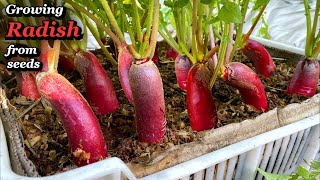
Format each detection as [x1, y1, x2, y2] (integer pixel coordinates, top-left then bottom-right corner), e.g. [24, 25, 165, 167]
[143, 114, 320, 180]
[1, 114, 319, 180]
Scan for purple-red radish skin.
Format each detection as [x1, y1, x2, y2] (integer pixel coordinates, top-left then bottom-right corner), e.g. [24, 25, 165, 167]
[148, 50, 160, 64]
[223, 62, 268, 112]
[187, 63, 217, 131]
[175, 55, 192, 90]
[166, 47, 178, 59]
[287, 59, 319, 97]
[129, 60, 166, 144]
[75, 51, 118, 115]
[16, 72, 41, 100]
[59, 55, 76, 70]
[243, 40, 276, 78]
[36, 72, 107, 166]
[118, 46, 134, 104]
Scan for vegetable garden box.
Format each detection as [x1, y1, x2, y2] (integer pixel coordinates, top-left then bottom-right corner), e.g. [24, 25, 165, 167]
[1, 38, 319, 180]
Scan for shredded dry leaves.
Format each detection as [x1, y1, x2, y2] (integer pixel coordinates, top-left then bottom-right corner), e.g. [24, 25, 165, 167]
[72, 148, 91, 164]
[2, 42, 318, 176]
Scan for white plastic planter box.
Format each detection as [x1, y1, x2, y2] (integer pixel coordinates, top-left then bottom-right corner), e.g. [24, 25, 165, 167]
[1, 38, 320, 180]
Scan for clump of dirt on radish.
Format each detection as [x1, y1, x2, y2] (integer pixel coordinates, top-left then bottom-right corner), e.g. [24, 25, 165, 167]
[2, 42, 318, 176]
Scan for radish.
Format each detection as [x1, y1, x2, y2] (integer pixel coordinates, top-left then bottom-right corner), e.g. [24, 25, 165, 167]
[74, 51, 118, 115]
[175, 55, 192, 90]
[16, 72, 40, 100]
[287, 59, 319, 97]
[129, 60, 166, 143]
[187, 63, 217, 131]
[118, 46, 134, 104]
[167, 47, 178, 59]
[287, 0, 320, 97]
[242, 39, 276, 78]
[59, 55, 76, 70]
[223, 62, 268, 112]
[149, 50, 160, 64]
[36, 72, 107, 166]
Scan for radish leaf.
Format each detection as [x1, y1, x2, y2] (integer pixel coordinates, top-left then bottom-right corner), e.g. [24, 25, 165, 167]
[218, 1, 241, 23]
[200, 0, 213, 5]
[252, 0, 269, 11]
[257, 168, 291, 180]
[174, 0, 189, 8]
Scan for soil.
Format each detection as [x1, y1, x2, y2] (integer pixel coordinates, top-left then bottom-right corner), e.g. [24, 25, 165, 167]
[1, 42, 318, 176]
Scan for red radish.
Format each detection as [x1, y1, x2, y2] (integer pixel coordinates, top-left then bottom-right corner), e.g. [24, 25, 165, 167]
[16, 72, 40, 100]
[129, 60, 166, 143]
[149, 50, 160, 64]
[166, 47, 178, 59]
[36, 72, 107, 166]
[223, 62, 268, 112]
[74, 51, 118, 115]
[59, 55, 75, 70]
[118, 46, 134, 104]
[242, 40, 276, 78]
[175, 55, 192, 90]
[287, 59, 319, 97]
[187, 63, 217, 131]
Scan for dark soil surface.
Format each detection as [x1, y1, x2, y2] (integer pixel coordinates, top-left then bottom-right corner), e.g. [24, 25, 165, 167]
[1, 42, 318, 176]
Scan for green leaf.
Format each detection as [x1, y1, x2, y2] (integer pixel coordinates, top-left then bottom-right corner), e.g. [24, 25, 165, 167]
[257, 14, 271, 39]
[207, 16, 220, 25]
[218, 1, 242, 24]
[174, 0, 189, 8]
[164, 0, 174, 7]
[257, 168, 292, 180]
[310, 161, 320, 170]
[252, 0, 270, 11]
[200, 0, 213, 5]
[296, 166, 311, 179]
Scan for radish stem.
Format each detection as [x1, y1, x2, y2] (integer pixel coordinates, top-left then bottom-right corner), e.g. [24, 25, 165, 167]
[312, 41, 320, 58]
[140, 0, 154, 54]
[84, 16, 117, 66]
[242, 4, 267, 43]
[197, 3, 205, 56]
[118, 0, 136, 49]
[131, 0, 142, 44]
[192, 0, 198, 61]
[209, 23, 230, 89]
[100, 0, 126, 43]
[304, 0, 312, 57]
[158, 25, 181, 54]
[65, 0, 122, 47]
[311, 0, 320, 48]
[225, 23, 234, 64]
[205, 45, 219, 60]
[142, 0, 159, 59]
[230, 0, 249, 61]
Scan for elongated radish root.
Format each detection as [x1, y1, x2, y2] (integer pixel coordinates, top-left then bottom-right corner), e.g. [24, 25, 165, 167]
[223, 62, 268, 112]
[167, 47, 178, 59]
[59, 55, 75, 70]
[175, 55, 192, 90]
[129, 60, 166, 143]
[242, 40, 276, 78]
[118, 46, 134, 104]
[36, 72, 107, 166]
[16, 72, 40, 100]
[187, 63, 217, 131]
[75, 51, 118, 115]
[287, 58, 319, 97]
